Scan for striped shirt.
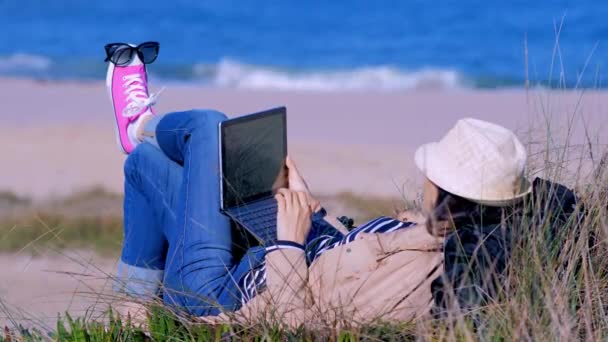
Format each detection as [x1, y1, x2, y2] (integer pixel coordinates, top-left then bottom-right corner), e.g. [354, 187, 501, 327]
[239, 215, 415, 304]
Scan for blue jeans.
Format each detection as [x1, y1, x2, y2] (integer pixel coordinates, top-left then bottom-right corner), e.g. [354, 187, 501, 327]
[116, 109, 265, 316]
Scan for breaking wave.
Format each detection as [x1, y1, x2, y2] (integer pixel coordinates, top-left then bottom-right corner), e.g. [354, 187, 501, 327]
[195, 59, 466, 91]
[0, 53, 52, 73]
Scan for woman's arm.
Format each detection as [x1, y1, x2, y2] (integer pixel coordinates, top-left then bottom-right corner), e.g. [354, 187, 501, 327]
[206, 189, 313, 327]
[250, 190, 314, 325]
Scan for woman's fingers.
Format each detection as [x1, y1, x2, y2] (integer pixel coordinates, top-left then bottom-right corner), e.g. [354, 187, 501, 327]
[276, 189, 286, 207]
[310, 197, 321, 212]
[291, 190, 300, 208]
[301, 192, 319, 212]
[296, 191, 309, 211]
[285, 156, 311, 193]
[276, 188, 289, 198]
[275, 193, 285, 212]
[307, 193, 317, 212]
[280, 188, 319, 213]
[277, 189, 298, 211]
[277, 188, 316, 214]
[286, 155, 296, 170]
[295, 190, 305, 204]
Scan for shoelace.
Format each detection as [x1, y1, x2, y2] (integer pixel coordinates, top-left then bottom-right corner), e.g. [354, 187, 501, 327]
[121, 74, 165, 118]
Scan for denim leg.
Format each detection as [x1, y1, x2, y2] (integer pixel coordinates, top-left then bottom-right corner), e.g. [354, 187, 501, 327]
[140, 114, 165, 149]
[118, 142, 182, 298]
[156, 109, 249, 316]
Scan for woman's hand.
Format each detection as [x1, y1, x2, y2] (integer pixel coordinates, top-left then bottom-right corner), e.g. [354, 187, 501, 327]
[275, 188, 316, 244]
[285, 156, 321, 212]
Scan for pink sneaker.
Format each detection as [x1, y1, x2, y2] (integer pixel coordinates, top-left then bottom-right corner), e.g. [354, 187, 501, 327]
[106, 51, 159, 154]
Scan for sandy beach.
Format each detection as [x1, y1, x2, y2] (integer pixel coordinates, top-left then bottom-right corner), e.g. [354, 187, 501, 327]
[1, 78, 607, 330]
[1, 78, 607, 200]
[0, 250, 118, 330]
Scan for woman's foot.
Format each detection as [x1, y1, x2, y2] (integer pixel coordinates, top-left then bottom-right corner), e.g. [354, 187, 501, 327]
[106, 46, 159, 154]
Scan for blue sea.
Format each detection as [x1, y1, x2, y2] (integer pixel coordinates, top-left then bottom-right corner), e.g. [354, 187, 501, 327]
[0, 0, 606, 90]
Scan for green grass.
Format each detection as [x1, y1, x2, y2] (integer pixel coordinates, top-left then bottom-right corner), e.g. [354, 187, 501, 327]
[1, 307, 419, 341]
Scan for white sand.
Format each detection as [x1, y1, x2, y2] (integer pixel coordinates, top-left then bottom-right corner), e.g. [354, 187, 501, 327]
[1, 78, 606, 200]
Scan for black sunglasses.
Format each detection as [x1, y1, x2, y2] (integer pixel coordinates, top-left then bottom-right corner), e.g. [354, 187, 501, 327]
[104, 41, 160, 66]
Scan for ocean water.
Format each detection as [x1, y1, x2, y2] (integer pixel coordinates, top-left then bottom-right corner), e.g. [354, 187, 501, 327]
[0, 0, 606, 90]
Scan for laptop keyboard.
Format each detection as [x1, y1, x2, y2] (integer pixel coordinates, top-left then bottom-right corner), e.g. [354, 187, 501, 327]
[233, 201, 278, 243]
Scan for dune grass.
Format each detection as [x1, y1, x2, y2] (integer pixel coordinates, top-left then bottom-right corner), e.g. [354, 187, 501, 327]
[0, 307, 420, 341]
[1, 152, 606, 340]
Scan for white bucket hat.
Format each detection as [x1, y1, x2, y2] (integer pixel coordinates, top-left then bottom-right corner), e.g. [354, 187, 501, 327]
[414, 118, 532, 206]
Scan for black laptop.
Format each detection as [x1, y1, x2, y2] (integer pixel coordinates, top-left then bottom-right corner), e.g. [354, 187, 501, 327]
[219, 107, 287, 245]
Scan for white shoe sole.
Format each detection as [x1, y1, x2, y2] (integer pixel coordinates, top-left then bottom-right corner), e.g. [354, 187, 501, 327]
[106, 61, 129, 154]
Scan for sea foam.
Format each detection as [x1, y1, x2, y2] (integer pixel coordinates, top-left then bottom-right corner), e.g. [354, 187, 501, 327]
[0, 54, 467, 91]
[0, 53, 52, 72]
[196, 59, 465, 91]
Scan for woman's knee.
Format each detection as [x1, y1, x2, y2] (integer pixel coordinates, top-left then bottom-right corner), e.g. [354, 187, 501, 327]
[155, 110, 227, 161]
[187, 110, 227, 140]
[158, 109, 228, 135]
[189, 109, 228, 126]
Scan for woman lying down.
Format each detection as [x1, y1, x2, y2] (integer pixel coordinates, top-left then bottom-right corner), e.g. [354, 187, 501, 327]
[105, 42, 544, 327]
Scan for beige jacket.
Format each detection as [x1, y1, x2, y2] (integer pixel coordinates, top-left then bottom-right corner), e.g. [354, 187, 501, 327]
[201, 223, 444, 328]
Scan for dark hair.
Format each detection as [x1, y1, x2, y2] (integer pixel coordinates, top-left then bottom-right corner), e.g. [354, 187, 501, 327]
[427, 187, 514, 236]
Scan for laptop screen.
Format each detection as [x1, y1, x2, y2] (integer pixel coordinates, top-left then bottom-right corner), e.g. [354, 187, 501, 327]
[220, 107, 287, 209]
